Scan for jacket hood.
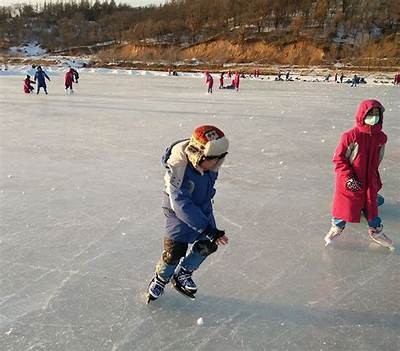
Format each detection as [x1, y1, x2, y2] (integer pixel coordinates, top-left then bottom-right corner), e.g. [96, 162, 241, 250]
[355, 99, 384, 134]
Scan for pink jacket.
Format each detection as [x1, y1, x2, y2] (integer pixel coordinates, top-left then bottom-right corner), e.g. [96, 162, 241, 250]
[233, 73, 240, 89]
[331, 99, 387, 222]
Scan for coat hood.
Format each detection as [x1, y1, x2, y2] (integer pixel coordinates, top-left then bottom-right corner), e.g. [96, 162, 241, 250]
[355, 99, 384, 134]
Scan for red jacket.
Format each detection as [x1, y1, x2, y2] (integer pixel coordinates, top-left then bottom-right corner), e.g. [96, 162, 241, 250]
[206, 74, 213, 88]
[332, 99, 387, 222]
[23, 78, 34, 93]
[65, 70, 74, 85]
[233, 73, 240, 89]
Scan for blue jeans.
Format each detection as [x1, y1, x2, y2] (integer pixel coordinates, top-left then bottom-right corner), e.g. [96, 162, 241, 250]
[156, 234, 213, 282]
[333, 194, 384, 229]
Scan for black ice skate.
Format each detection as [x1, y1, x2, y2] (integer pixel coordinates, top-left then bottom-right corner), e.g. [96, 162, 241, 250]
[146, 275, 168, 304]
[171, 267, 197, 300]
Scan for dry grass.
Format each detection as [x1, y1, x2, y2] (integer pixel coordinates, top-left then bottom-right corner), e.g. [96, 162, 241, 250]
[95, 37, 399, 68]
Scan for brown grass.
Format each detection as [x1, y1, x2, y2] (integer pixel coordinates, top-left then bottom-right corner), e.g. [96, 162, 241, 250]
[47, 36, 399, 70]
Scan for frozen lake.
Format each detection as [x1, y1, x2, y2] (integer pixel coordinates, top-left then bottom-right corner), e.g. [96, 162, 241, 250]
[1, 72, 399, 350]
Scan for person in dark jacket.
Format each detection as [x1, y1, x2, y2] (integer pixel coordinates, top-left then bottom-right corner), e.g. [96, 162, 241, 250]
[147, 125, 229, 302]
[324, 99, 393, 249]
[34, 66, 50, 94]
[23, 75, 35, 93]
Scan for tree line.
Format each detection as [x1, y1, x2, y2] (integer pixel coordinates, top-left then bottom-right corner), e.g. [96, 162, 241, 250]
[0, 0, 399, 55]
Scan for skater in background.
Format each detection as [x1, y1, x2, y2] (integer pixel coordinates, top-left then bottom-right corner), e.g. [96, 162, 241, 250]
[147, 125, 229, 302]
[340, 73, 344, 83]
[219, 72, 224, 89]
[394, 73, 400, 85]
[205, 71, 214, 93]
[70, 67, 79, 83]
[64, 67, 76, 93]
[34, 66, 50, 94]
[23, 75, 35, 93]
[233, 71, 240, 91]
[351, 74, 358, 87]
[325, 99, 393, 249]
[324, 73, 331, 82]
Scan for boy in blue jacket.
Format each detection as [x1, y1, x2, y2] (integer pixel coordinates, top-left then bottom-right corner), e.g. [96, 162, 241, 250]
[34, 66, 51, 94]
[147, 125, 229, 302]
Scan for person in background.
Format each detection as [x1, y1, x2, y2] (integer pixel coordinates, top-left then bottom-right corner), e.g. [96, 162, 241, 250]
[219, 72, 224, 89]
[65, 67, 76, 93]
[34, 66, 50, 94]
[23, 75, 35, 93]
[205, 71, 214, 93]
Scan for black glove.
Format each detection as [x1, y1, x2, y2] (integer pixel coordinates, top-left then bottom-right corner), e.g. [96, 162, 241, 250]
[346, 177, 362, 192]
[202, 226, 225, 242]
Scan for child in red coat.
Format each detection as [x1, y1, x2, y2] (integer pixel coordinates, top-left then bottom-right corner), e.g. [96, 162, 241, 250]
[325, 99, 393, 249]
[65, 68, 75, 93]
[23, 75, 35, 93]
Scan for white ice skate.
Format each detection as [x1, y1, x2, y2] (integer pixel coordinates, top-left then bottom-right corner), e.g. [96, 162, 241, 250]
[368, 226, 395, 250]
[324, 225, 344, 246]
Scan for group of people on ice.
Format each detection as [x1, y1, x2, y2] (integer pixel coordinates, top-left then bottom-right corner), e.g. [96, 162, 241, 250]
[23, 66, 79, 94]
[146, 97, 394, 303]
[205, 70, 241, 93]
[23, 66, 51, 94]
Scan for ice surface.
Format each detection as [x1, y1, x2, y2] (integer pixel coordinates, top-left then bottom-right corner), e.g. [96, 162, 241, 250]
[1, 72, 399, 350]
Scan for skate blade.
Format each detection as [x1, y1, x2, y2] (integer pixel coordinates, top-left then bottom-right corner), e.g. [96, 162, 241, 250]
[173, 286, 196, 300]
[370, 238, 395, 251]
[146, 293, 158, 304]
[171, 281, 196, 300]
[324, 238, 331, 247]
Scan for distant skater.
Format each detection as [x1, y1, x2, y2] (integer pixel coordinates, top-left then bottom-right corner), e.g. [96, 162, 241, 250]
[23, 75, 35, 93]
[65, 67, 78, 93]
[205, 72, 214, 93]
[233, 71, 240, 91]
[351, 74, 358, 87]
[34, 66, 50, 94]
[219, 72, 224, 89]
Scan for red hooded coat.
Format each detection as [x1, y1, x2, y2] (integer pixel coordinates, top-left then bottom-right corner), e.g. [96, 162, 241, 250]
[65, 69, 74, 86]
[331, 99, 387, 222]
[23, 78, 34, 93]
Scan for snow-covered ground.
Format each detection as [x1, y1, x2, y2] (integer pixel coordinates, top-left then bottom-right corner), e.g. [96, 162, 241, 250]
[0, 72, 399, 351]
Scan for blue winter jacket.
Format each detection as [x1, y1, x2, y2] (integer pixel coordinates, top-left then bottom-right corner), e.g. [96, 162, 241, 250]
[161, 140, 224, 243]
[34, 70, 50, 86]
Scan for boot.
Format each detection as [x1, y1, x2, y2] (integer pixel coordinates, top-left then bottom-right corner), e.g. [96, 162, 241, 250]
[324, 225, 344, 246]
[172, 267, 197, 296]
[147, 274, 168, 303]
[368, 226, 394, 249]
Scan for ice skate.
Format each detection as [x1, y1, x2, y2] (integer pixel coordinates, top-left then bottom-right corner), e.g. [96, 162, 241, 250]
[368, 226, 394, 250]
[324, 225, 344, 246]
[146, 275, 168, 303]
[171, 267, 196, 300]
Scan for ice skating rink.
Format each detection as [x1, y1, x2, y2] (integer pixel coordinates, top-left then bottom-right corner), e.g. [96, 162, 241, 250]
[1, 72, 399, 350]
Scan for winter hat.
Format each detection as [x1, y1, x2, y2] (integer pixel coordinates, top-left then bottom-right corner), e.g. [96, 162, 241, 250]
[185, 125, 229, 168]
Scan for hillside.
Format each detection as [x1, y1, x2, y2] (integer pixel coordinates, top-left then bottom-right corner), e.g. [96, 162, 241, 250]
[0, 0, 399, 67]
